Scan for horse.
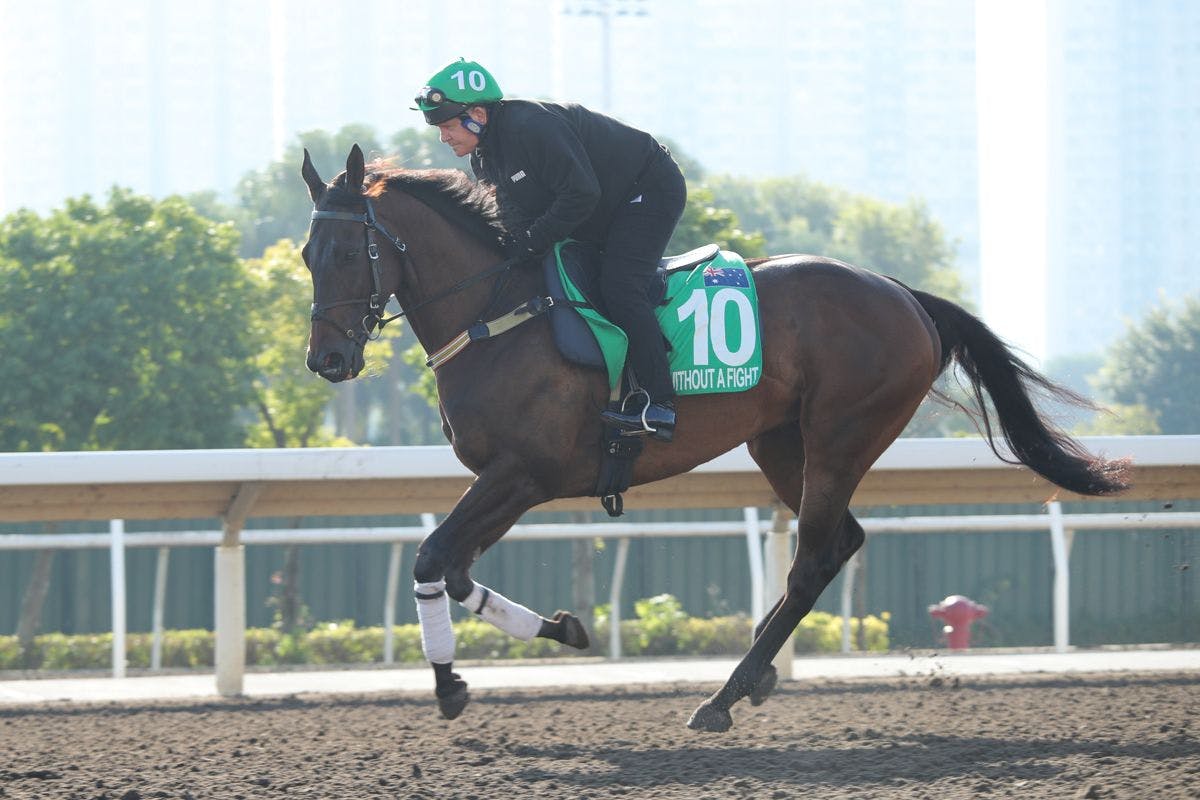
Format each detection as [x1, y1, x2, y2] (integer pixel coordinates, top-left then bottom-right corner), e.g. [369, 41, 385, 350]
[300, 144, 1130, 733]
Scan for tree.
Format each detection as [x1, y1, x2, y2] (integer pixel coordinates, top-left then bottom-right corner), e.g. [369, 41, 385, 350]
[827, 197, 964, 299]
[1074, 403, 1162, 436]
[0, 189, 258, 451]
[1094, 295, 1200, 434]
[242, 239, 399, 633]
[0, 189, 260, 656]
[706, 175, 967, 303]
[242, 239, 390, 449]
[233, 124, 387, 258]
[230, 126, 457, 444]
[389, 127, 472, 172]
[668, 186, 765, 257]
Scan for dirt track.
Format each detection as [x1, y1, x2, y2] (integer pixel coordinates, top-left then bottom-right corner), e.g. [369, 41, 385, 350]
[1, 671, 1197, 799]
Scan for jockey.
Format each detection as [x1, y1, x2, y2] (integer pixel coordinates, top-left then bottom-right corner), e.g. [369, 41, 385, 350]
[414, 58, 687, 442]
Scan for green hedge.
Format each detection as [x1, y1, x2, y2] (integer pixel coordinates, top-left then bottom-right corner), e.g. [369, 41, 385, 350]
[0, 596, 889, 672]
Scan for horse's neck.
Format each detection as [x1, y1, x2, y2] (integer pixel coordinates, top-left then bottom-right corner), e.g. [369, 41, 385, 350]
[385, 194, 529, 353]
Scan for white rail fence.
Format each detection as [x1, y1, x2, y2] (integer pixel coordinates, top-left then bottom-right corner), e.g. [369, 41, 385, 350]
[4, 505, 1197, 686]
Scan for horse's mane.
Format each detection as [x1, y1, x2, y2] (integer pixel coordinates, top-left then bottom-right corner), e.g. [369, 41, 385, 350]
[354, 167, 507, 251]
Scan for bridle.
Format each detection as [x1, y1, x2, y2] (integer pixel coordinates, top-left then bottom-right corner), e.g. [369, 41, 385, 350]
[308, 194, 521, 347]
[309, 196, 409, 346]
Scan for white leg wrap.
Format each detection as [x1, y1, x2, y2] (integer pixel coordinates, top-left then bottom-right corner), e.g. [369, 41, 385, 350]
[460, 581, 543, 641]
[414, 580, 455, 664]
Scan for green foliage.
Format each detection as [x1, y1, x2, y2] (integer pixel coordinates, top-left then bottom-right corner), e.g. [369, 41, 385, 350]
[633, 593, 688, 651]
[0, 189, 258, 451]
[1094, 295, 1200, 434]
[792, 611, 891, 653]
[234, 124, 387, 258]
[0, 600, 890, 671]
[389, 127, 474, 172]
[30, 633, 116, 670]
[304, 621, 384, 664]
[1074, 403, 1161, 436]
[706, 174, 967, 303]
[0, 636, 21, 670]
[668, 186, 766, 257]
[242, 239, 393, 447]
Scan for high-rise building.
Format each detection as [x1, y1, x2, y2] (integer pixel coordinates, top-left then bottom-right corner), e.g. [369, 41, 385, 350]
[551, 0, 981, 296]
[3, 0, 1196, 366]
[1044, 0, 1200, 358]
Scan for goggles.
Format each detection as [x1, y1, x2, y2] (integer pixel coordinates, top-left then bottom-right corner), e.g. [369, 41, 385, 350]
[414, 86, 447, 108]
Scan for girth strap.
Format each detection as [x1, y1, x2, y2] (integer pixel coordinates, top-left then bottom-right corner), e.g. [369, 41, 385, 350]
[426, 295, 555, 370]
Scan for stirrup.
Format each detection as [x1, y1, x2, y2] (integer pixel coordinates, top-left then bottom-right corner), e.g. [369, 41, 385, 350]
[600, 389, 675, 443]
[619, 388, 655, 435]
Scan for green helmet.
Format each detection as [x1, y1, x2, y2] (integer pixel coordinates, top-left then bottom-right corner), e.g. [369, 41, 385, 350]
[414, 58, 503, 125]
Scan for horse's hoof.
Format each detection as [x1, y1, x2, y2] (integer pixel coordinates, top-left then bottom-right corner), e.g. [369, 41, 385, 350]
[749, 664, 778, 706]
[436, 677, 470, 720]
[687, 702, 733, 733]
[553, 610, 591, 650]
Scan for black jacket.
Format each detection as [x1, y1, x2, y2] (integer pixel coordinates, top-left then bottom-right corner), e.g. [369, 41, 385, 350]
[470, 100, 665, 252]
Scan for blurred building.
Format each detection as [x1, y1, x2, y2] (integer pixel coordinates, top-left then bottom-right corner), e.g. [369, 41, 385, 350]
[554, 0, 981, 297]
[2, 0, 1197, 361]
[1044, 0, 1200, 358]
[1, 0, 979, 286]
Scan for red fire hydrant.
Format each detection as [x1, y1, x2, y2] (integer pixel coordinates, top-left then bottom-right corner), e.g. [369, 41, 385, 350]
[928, 595, 989, 649]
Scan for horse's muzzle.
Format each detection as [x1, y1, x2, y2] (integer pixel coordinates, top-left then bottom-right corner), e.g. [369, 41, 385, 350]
[307, 349, 360, 383]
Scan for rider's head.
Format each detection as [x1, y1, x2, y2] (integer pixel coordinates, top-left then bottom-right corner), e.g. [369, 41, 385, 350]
[414, 58, 503, 157]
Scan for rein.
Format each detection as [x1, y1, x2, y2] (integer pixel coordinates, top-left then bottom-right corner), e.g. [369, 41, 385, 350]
[310, 195, 548, 364]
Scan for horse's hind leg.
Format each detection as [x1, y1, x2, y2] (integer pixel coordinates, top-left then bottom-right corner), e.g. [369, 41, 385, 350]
[688, 426, 868, 732]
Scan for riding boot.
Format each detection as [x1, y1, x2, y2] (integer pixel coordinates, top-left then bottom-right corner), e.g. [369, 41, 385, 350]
[600, 399, 676, 442]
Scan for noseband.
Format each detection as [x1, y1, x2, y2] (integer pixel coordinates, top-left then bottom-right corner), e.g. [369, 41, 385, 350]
[309, 194, 523, 348]
[309, 197, 409, 346]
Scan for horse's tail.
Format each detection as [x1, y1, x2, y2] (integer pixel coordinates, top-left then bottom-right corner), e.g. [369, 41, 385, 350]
[908, 288, 1131, 496]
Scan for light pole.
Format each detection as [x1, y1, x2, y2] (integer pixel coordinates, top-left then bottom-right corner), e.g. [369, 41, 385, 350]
[559, 0, 648, 113]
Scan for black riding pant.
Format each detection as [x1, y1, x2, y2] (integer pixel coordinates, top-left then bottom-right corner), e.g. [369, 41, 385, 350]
[598, 150, 687, 401]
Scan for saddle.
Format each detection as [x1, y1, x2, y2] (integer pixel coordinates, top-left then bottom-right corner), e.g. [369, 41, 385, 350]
[541, 242, 719, 373]
[540, 241, 723, 517]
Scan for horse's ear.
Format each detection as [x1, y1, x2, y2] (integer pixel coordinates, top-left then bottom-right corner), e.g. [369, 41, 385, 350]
[301, 149, 326, 204]
[346, 144, 365, 193]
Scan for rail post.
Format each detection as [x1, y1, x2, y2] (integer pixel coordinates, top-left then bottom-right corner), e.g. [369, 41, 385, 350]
[765, 501, 794, 679]
[1048, 501, 1073, 653]
[215, 482, 262, 697]
[109, 519, 126, 679]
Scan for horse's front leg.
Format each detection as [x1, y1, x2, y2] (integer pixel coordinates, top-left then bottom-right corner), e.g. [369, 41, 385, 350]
[411, 466, 588, 720]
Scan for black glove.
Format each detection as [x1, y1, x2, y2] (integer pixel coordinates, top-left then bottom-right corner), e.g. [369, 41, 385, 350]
[522, 229, 553, 258]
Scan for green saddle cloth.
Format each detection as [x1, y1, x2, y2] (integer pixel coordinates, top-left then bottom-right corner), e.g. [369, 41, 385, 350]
[553, 241, 763, 398]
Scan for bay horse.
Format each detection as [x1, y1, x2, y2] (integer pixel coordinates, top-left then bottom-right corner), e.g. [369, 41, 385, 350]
[301, 145, 1129, 732]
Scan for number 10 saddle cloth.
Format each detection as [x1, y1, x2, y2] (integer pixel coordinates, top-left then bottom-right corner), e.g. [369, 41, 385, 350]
[543, 240, 762, 402]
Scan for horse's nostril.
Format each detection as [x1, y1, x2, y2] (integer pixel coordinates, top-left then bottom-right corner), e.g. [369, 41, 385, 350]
[316, 352, 348, 381]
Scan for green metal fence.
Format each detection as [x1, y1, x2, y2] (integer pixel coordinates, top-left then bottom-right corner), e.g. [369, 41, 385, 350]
[2, 501, 1197, 648]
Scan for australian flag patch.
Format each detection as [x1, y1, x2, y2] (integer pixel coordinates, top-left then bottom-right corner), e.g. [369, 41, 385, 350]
[703, 265, 750, 287]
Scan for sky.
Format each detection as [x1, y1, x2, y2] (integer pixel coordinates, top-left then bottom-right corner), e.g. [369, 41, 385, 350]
[976, 0, 1047, 363]
[0, 0, 1131, 368]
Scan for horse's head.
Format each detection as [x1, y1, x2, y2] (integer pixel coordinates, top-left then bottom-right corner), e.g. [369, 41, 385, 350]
[301, 144, 407, 382]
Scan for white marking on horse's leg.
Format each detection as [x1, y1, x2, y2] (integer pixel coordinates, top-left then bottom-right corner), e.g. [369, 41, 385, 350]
[460, 581, 542, 641]
[414, 580, 455, 663]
